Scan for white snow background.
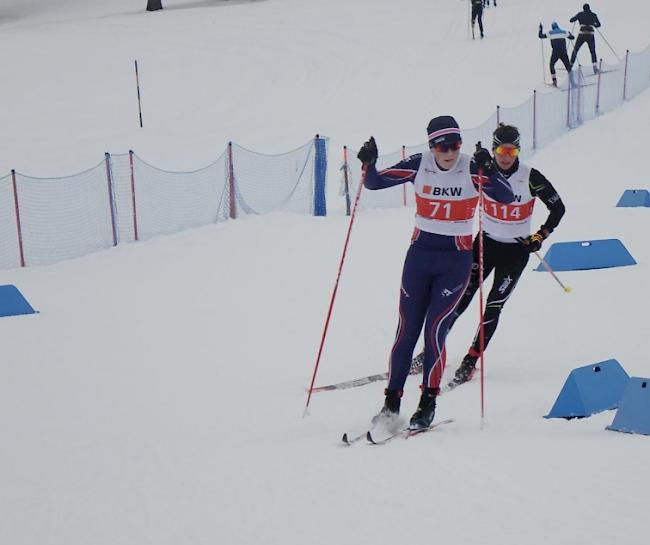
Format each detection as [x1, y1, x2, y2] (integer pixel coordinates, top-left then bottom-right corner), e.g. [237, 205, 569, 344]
[1, 1, 649, 544]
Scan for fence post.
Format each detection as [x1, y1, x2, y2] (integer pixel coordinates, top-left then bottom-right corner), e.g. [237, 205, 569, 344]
[227, 142, 237, 219]
[532, 90, 537, 150]
[11, 170, 26, 267]
[566, 71, 572, 127]
[313, 134, 327, 216]
[104, 153, 118, 247]
[342, 146, 351, 216]
[496, 105, 500, 125]
[128, 150, 139, 241]
[401, 145, 407, 206]
[623, 49, 630, 100]
[596, 59, 603, 115]
[577, 66, 582, 125]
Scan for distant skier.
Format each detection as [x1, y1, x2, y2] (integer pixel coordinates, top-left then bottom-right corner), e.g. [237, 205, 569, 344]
[569, 3, 601, 73]
[471, 0, 485, 39]
[146, 0, 163, 11]
[483, 0, 496, 7]
[357, 116, 514, 430]
[539, 22, 575, 87]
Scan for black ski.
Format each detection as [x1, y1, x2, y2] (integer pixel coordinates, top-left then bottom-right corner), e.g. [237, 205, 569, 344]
[341, 431, 366, 446]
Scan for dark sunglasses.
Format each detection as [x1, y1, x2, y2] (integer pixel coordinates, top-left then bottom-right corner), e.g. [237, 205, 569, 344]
[432, 141, 461, 153]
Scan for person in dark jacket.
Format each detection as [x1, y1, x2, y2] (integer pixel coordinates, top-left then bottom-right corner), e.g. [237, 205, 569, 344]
[569, 3, 601, 73]
[471, 0, 485, 39]
[447, 124, 566, 388]
[539, 22, 575, 87]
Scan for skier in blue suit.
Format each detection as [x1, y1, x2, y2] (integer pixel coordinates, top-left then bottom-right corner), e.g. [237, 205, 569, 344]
[357, 115, 514, 430]
[539, 22, 575, 87]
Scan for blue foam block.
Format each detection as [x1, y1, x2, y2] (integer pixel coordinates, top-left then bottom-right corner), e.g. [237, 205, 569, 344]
[535, 239, 636, 271]
[616, 189, 650, 207]
[0, 284, 37, 318]
[606, 377, 650, 435]
[545, 359, 630, 419]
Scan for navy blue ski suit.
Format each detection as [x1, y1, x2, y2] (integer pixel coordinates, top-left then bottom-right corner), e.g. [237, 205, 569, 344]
[364, 152, 514, 391]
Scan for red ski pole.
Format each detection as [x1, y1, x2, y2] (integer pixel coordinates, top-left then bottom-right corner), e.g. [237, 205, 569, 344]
[477, 166, 487, 422]
[304, 166, 368, 416]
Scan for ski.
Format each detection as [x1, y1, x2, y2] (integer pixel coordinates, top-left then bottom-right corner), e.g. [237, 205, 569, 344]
[323, 353, 475, 397]
[312, 353, 424, 393]
[543, 82, 596, 90]
[585, 69, 619, 76]
[340, 380, 465, 446]
[366, 418, 455, 445]
[341, 431, 366, 446]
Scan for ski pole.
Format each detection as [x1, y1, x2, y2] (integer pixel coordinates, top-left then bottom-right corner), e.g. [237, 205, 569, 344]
[475, 157, 486, 423]
[540, 30, 548, 85]
[531, 250, 572, 292]
[569, 21, 577, 59]
[134, 60, 143, 128]
[515, 236, 571, 292]
[596, 28, 621, 62]
[342, 146, 351, 216]
[304, 165, 367, 416]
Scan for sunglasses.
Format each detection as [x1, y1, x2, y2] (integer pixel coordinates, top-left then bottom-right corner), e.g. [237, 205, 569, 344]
[432, 142, 461, 153]
[494, 145, 520, 157]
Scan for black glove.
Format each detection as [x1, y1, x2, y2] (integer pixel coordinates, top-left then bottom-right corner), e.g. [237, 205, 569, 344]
[473, 143, 494, 175]
[522, 228, 549, 253]
[357, 137, 378, 166]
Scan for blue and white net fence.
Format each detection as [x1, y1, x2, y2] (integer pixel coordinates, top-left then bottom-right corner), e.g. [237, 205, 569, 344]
[0, 137, 327, 269]
[340, 43, 650, 213]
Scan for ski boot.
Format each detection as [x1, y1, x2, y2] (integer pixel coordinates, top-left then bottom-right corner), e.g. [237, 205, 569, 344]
[448, 354, 478, 388]
[371, 388, 401, 428]
[409, 387, 439, 430]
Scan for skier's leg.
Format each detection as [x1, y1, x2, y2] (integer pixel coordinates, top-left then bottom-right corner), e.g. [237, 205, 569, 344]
[385, 245, 432, 392]
[570, 35, 585, 66]
[587, 35, 597, 64]
[448, 234, 495, 330]
[467, 244, 529, 357]
[560, 52, 572, 72]
[550, 51, 560, 85]
[587, 35, 598, 72]
[422, 251, 473, 390]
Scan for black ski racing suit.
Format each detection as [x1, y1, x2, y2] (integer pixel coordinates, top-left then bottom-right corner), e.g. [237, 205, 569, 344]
[448, 160, 565, 359]
[471, 0, 484, 38]
[569, 9, 601, 66]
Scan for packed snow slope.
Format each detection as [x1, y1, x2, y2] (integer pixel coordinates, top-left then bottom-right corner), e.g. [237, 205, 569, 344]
[1, 1, 649, 545]
[2, 0, 650, 175]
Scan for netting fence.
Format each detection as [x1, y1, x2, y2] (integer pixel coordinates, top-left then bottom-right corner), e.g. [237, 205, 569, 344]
[0, 137, 327, 269]
[1, 43, 649, 270]
[342, 45, 650, 213]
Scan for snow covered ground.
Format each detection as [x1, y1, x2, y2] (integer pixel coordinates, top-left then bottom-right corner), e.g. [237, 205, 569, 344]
[1, 1, 649, 544]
